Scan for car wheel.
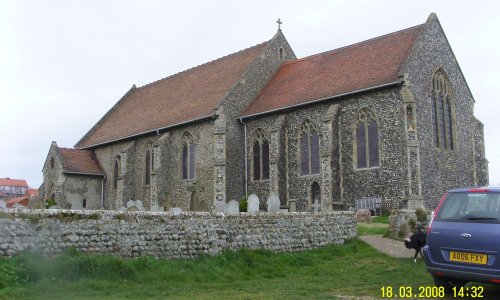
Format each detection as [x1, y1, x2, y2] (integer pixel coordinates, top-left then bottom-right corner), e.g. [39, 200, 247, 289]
[432, 275, 453, 294]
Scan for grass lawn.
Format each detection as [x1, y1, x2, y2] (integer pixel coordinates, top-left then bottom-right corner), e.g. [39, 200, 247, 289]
[1, 239, 436, 300]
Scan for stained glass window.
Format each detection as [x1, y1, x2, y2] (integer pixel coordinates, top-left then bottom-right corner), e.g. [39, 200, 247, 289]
[355, 108, 379, 169]
[431, 69, 455, 150]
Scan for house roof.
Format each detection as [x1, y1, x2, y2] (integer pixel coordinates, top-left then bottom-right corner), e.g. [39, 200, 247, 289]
[59, 148, 105, 175]
[76, 42, 269, 149]
[6, 196, 29, 207]
[241, 25, 423, 118]
[0, 178, 28, 188]
[25, 189, 39, 198]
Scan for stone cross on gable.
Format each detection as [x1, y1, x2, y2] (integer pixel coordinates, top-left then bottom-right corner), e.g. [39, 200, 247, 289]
[276, 18, 282, 30]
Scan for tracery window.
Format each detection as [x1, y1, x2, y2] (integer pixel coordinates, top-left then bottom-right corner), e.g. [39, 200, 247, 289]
[299, 120, 320, 176]
[354, 108, 379, 169]
[252, 129, 270, 181]
[431, 69, 455, 150]
[113, 156, 121, 189]
[182, 132, 196, 179]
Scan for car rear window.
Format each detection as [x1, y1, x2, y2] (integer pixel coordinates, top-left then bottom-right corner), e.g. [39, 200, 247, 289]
[435, 192, 500, 223]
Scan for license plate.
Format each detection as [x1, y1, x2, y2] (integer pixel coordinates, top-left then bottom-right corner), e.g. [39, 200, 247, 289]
[450, 251, 487, 265]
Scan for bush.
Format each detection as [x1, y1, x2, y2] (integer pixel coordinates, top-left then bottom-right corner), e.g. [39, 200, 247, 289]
[415, 207, 428, 222]
[239, 197, 248, 212]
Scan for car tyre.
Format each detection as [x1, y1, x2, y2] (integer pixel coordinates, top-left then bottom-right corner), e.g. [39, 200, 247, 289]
[432, 275, 453, 294]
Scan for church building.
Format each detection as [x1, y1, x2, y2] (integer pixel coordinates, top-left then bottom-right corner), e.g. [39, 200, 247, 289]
[41, 14, 488, 212]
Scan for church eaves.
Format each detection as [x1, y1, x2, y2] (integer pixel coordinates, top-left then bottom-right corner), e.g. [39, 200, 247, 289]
[240, 24, 424, 119]
[75, 42, 269, 149]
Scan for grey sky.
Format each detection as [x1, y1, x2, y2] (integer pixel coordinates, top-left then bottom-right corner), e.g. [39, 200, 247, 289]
[1, 0, 499, 189]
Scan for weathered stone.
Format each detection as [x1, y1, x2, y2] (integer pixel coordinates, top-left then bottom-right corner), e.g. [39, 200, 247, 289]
[227, 200, 239, 213]
[355, 209, 372, 223]
[247, 194, 259, 213]
[267, 193, 280, 212]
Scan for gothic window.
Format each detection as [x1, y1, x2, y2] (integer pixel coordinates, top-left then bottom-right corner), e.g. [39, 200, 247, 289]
[311, 181, 321, 211]
[144, 149, 152, 185]
[279, 48, 284, 60]
[299, 120, 320, 176]
[82, 198, 87, 208]
[354, 108, 379, 169]
[182, 132, 196, 179]
[431, 69, 455, 150]
[252, 129, 270, 181]
[113, 156, 121, 190]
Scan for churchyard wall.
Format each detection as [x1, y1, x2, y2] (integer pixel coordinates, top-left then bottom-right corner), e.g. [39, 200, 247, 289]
[0, 209, 355, 258]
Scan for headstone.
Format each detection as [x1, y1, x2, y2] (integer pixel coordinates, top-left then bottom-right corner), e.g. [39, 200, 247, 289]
[215, 200, 227, 213]
[267, 193, 280, 212]
[227, 200, 239, 213]
[288, 199, 297, 212]
[247, 194, 260, 213]
[150, 205, 165, 212]
[356, 209, 372, 223]
[169, 207, 182, 213]
[126, 200, 145, 211]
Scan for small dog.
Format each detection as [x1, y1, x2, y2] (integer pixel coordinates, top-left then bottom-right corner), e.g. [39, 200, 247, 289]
[404, 231, 426, 263]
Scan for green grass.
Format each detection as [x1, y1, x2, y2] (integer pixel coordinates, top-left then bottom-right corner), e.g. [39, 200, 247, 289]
[1, 240, 498, 299]
[372, 214, 389, 224]
[357, 223, 389, 236]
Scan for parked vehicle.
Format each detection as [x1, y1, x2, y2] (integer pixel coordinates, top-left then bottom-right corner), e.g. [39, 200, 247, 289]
[423, 187, 500, 291]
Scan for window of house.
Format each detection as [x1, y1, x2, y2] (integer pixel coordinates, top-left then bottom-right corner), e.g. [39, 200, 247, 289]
[182, 133, 196, 179]
[355, 108, 379, 169]
[299, 120, 320, 176]
[431, 69, 455, 150]
[252, 129, 270, 181]
[113, 156, 121, 190]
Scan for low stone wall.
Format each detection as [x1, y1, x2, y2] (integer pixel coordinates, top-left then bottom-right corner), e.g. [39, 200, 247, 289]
[0, 209, 356, 258]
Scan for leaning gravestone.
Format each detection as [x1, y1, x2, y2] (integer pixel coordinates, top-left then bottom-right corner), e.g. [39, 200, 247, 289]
[247, 194, 260, 213]
[227, 200, 240, 213]
[215, 200, 227, 213]
[267, 193, 280, 212]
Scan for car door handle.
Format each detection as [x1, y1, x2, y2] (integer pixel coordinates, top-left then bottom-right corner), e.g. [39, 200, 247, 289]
[460, 233, 472, 238]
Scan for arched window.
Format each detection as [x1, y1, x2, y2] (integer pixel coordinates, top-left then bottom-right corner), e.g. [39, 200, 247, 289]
[299, 120, 320, 176]
[252, 129, 270, 181]
[431, 69, 455, 150]
[311, 181, 321, 212]
[355, 108, 379, 169]
[279, 48, 284, 60]
[113, 156, 121, 190]
[182, 132, 196, 179]
[144, 147, 153, 185]
[82, 198, 87, 208]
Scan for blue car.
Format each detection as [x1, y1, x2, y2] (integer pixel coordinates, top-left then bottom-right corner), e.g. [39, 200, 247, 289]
[423, 187, 500, 291]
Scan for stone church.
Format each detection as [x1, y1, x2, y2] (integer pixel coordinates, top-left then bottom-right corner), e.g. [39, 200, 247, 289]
[41, 14, 488, 212]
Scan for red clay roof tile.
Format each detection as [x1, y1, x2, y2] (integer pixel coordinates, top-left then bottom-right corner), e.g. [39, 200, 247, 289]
[76, 42, 268, 149]
[59, 148, 105, 175]
[241, 25, 423, 118]
[0, 178, 28, 187]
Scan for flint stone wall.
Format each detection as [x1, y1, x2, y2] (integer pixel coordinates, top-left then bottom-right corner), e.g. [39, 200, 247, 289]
[0, 209, 356, 258]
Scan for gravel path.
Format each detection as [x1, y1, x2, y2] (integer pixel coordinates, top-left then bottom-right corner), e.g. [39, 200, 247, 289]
[359, 235, 418, 259]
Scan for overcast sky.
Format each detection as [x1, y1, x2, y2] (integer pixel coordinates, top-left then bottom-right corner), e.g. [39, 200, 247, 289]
[1, 0, 499, 189]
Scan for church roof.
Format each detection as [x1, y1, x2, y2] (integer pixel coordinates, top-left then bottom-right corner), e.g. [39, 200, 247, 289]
[241, 24, 423, 118]
[58, 148, 105, 176]
[76, 42, 268, 149]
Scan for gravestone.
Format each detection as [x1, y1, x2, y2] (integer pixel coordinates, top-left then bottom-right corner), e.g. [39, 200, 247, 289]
[247, 194, 260, 213]
[126, 200, 145, 211]
[169, 207, 182, 213]
[215, 200, 227, 212]
[227, 200, 239, 213]
[150, 205, 164, 212]
[267, 193, 280, 212]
